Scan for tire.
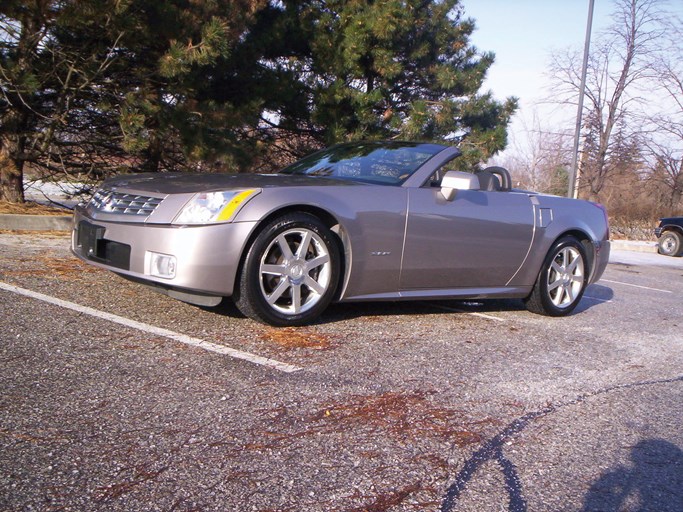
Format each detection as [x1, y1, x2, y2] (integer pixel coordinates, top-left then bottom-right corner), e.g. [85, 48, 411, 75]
[657, 231, 682, 257]
[233, 212, 341, 326]
[525, 236, 588, 317]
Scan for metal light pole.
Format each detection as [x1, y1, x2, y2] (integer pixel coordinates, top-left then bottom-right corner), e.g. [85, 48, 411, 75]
[568, 0, 595, 199]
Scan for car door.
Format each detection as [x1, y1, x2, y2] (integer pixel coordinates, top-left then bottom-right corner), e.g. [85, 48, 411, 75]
[400, 186, 535, 290]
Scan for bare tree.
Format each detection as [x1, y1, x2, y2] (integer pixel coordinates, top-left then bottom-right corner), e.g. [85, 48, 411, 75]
[498, 112, 573, 195]
[644, 147, 683, 213]
[641, 14, 683, 214]
[548, 0, 665, 202]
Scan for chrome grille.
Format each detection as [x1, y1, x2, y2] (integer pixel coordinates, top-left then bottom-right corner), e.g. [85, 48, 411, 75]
[90, 189, 163, 216]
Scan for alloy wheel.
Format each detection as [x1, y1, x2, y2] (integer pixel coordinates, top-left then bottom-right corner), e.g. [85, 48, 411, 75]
[258, 228, 332, 315]
[546, 246, 585, 308]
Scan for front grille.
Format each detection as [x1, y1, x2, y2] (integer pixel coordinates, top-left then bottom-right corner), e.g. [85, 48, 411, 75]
[90, 189, 163, 216]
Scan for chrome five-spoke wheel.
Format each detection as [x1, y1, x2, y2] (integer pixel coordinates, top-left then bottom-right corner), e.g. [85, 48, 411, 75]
[234, 213, 340, 326]
[525, 236, 588, 317]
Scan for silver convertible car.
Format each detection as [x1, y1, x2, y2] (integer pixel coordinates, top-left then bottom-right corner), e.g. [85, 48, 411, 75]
[72, 141, 610, 326]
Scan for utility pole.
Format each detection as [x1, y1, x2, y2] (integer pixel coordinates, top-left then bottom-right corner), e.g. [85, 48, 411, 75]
[568, 0, 595, 199]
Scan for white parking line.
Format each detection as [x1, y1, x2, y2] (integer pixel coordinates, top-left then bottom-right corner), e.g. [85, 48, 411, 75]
[0, 282, 302, 373]
[600, 279, 672, 294]
[426, 303, 506, 322]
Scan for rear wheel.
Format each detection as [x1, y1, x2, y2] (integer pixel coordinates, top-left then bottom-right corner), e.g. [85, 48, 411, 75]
[525, 236, 588, 316]
[657, 231, 682, 257]
[234, 213, 340, 326]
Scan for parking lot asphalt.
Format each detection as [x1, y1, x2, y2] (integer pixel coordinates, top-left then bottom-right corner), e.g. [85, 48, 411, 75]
[0, 232, 681, 511]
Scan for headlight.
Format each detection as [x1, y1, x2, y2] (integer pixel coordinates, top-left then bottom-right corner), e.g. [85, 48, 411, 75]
[173, 189, 259, 225]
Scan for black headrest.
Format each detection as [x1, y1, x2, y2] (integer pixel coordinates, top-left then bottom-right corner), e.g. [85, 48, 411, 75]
[476, 171, 501, 191]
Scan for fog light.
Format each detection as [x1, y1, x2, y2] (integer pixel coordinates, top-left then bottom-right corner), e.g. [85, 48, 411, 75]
[147, 251, 176, 279]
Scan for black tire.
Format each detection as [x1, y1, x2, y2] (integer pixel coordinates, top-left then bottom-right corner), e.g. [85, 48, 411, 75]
[525, 236, 589, 317]
[233, 212, 341, 326]
[657, 231, 682, 257]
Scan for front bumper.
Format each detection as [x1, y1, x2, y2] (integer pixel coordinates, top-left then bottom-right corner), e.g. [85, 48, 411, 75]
[71, 206, 258, 297]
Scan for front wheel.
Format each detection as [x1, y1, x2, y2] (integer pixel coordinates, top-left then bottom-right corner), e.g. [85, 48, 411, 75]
[657, 231, 682, 257]
[525, 236, 588, 317]
[234, 213, 340, 326]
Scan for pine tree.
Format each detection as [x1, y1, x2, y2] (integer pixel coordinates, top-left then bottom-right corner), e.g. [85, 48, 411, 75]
[1, 0, 516, 203]
[1, 0, 134, 201]
[252, 0, 517, 169]
[111, 0, 267, 173]
[0, 0, 267, 202]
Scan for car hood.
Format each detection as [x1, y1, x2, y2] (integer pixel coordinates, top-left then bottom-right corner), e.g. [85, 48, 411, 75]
[101, 172, 361, 195]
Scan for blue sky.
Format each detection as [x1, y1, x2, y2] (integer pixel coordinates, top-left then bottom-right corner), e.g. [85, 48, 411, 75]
[461, 0, 683, 153]
[463, 0, 614, 107]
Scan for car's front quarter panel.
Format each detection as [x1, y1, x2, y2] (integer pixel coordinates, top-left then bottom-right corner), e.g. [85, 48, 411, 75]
[234, 185, 409, 299]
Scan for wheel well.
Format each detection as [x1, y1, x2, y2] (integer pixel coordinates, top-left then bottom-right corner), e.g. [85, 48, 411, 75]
[235, 205, 348, 297]
[257, 205, 340, 232]
[661, 225, 683, 236]
[556, 229, 594, 269]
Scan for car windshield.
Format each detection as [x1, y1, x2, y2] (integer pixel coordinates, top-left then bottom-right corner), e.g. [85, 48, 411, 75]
[279, 142, 446, 185]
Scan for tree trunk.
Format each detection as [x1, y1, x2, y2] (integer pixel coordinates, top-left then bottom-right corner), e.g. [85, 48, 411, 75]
[0, 136, 26, 203]
[0, 9, 43, 204]
[141, 133, 163, 173]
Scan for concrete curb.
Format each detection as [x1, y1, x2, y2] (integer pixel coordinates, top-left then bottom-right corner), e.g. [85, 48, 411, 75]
[0, 214, 72, 231]
[611, 239, 659, 254]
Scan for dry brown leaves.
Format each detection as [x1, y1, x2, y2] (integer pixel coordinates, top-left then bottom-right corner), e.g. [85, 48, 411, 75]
[0, 200, 70, 216]
[237, 391, 487, 510]
[345, 482, 424, 512]
[0, 229, 70, 237]
[94, 464, 168, 503]
[0, 428, 69, 444]
[10, 255, 97, 279]
[258, 327, 331, 350]
[247, 390, 487, 453]
[310, 390, 484, 446]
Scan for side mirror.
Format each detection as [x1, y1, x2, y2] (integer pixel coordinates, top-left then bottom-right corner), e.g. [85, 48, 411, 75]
[440, 171, 480, 201]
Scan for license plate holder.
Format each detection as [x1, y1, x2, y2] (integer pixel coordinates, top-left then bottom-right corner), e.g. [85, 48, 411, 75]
[78, 221, 106, 258]
[77, 221, 131, 270]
